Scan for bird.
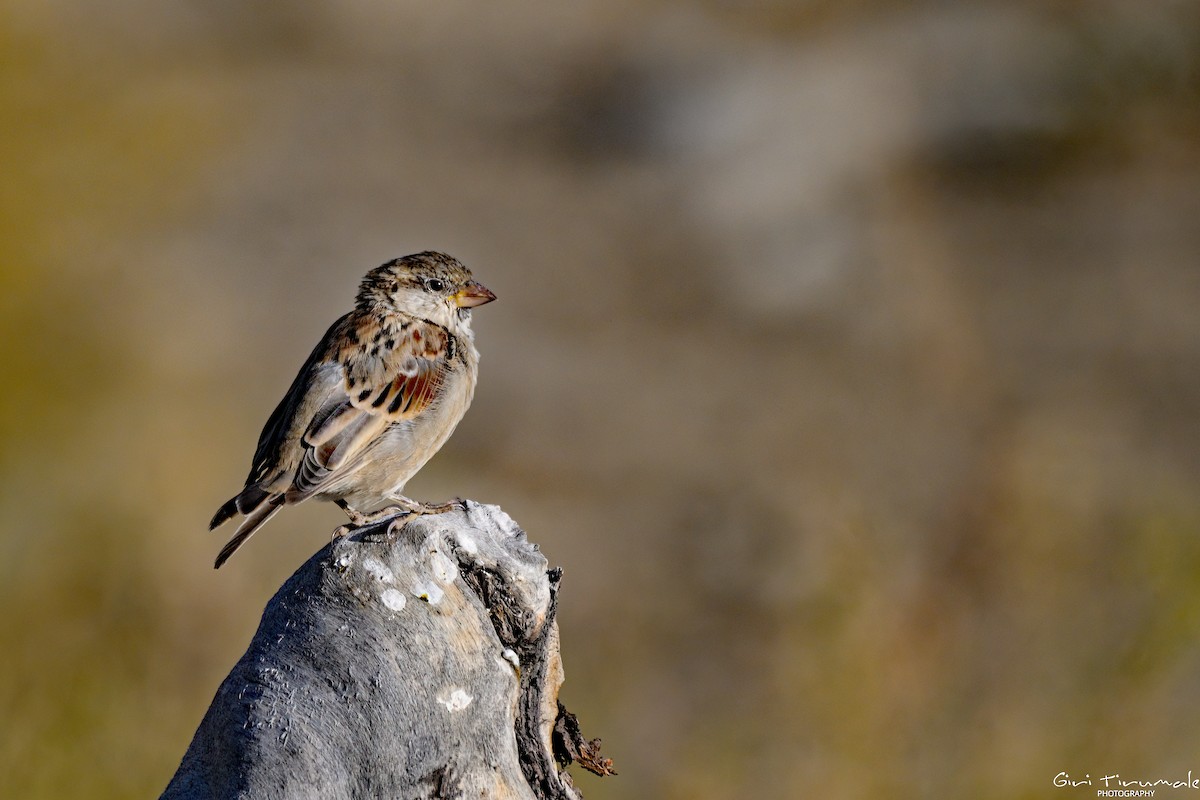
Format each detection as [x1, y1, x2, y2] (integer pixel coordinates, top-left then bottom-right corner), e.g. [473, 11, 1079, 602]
[209, 251, 496, 569]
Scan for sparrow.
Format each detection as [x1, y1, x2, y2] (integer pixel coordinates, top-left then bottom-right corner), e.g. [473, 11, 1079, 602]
[209, 251, 496, 568]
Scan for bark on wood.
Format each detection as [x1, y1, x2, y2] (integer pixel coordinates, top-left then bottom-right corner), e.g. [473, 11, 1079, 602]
[162, 501, 613, 800]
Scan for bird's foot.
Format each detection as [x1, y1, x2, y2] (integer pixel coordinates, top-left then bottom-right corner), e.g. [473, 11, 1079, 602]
[332, 497, 465, 543]
[335, 499, 411, 527]
[332, 499, 416, 542]
[384, 494, 468, 517]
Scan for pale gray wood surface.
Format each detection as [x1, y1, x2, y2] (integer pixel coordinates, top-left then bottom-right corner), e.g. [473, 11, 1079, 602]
[162, 502, 609, 800]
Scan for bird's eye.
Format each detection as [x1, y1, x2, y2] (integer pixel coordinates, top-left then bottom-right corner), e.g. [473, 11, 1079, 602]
[426, 278, 445, 293]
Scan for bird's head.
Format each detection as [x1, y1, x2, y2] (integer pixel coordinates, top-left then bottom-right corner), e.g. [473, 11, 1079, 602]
[357, 251, 496, 327]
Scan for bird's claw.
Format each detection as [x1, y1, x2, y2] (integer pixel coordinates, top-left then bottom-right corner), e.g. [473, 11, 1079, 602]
[381, 494, 468, 516]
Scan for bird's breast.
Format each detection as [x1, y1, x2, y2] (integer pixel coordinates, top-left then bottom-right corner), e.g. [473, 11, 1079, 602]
[321, 354, 478, 507]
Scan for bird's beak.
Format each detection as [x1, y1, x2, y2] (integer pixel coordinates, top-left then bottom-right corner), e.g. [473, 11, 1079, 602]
[454, 280, 496, 308]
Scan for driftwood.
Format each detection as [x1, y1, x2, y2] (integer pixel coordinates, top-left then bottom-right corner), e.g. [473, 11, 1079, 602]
[162, 501, 613, 799]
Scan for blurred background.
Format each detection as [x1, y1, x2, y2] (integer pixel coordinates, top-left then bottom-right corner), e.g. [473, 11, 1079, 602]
[3, 1, 1200, 797]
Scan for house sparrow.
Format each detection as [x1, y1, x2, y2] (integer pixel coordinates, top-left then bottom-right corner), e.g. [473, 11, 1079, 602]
[209, 251, 495, 568]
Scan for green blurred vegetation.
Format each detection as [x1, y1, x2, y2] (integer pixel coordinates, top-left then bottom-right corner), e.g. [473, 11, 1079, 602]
[0, 11, 247, 796]
[2, 3, 1200, 799]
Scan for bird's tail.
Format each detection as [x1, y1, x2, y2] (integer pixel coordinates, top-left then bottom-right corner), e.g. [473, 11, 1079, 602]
[209, 486, 270, 530]
[209, 497, 239, 530]
[214, 497, 283, 569]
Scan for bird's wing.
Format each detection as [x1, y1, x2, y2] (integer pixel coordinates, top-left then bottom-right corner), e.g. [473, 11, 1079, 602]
[286, 316, 453, 498]
[211, 313, 455, 565]
[339, 317, 451, 423]
[210, 314, 350, 534]
[240, 314, 353, 491]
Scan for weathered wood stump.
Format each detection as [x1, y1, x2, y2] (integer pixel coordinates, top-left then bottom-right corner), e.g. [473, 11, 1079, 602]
[162, 501, 613, 800]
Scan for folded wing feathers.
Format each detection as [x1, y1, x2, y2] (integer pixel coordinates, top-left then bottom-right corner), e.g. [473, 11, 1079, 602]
[325, 412, 389, 472]
[304, 401, 359, 447]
